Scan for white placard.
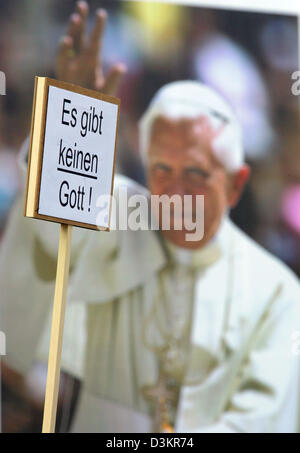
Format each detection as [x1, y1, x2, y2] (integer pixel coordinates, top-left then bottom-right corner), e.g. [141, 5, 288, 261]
[38, 85, 119, 229]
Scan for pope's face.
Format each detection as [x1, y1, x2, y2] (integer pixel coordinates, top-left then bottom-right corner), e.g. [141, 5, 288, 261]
[147, 116, 249, 249]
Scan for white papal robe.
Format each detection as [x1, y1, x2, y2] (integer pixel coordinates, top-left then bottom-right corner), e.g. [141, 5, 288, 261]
[1, 143, 300, 433]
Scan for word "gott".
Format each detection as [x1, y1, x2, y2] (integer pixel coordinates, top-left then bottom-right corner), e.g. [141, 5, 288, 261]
[59, 180, 87, 211]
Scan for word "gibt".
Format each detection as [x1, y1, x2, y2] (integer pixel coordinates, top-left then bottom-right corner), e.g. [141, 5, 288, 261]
[61, 98, 104, 138]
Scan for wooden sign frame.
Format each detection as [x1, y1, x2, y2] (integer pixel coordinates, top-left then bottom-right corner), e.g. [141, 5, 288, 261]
[24, 76, 120, 231]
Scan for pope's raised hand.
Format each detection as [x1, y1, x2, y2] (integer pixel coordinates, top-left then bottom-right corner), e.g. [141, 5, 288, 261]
[56, 1, 126, 96]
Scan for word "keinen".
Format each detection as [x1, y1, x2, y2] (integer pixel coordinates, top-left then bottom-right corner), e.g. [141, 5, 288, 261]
[58, 139, 98, 175]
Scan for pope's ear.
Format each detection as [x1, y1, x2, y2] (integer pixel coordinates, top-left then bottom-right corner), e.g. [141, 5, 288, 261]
[227, 164, 251, 208]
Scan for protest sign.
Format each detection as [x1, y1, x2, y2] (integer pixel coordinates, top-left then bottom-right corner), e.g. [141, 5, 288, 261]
[24, 77, 120, 433]
[25, 77, 119, 230]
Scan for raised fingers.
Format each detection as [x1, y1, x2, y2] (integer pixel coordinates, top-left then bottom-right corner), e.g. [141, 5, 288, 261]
[57, 35, 74, 78]
[87, 9, 108, 60]
[76, 0, 89, 19]
[75, 1, 89, 52]
[66, 3, 88, 54]
[102, 63, 127, 95]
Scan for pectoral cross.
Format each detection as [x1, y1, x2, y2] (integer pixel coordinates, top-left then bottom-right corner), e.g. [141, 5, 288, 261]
[141, 369, 178, 433]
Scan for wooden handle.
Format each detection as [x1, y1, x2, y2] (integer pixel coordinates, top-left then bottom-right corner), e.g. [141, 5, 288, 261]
[42, 224, 72, 433]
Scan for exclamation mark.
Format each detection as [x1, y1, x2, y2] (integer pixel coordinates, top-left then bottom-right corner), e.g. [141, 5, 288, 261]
[88, 187, 92, 212]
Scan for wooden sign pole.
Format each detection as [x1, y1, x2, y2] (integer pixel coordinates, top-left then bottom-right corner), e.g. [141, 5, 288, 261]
[42, 224, 72, 433]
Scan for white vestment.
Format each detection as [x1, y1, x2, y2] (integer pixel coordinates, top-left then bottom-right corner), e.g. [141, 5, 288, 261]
[1, 151, 300, 433]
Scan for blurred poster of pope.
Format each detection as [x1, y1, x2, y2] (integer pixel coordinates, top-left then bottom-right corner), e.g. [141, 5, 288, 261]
[1, 2, 300, 433]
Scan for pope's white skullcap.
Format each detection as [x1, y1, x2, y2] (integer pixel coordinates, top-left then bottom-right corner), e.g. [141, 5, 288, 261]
[139, 80, 244, 172]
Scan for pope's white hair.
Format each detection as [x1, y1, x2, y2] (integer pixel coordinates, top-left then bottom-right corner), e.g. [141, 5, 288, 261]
[139, 80, 244, 173]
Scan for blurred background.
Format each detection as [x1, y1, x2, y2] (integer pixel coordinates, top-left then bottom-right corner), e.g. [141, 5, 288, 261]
[0, 0, 299, 432]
